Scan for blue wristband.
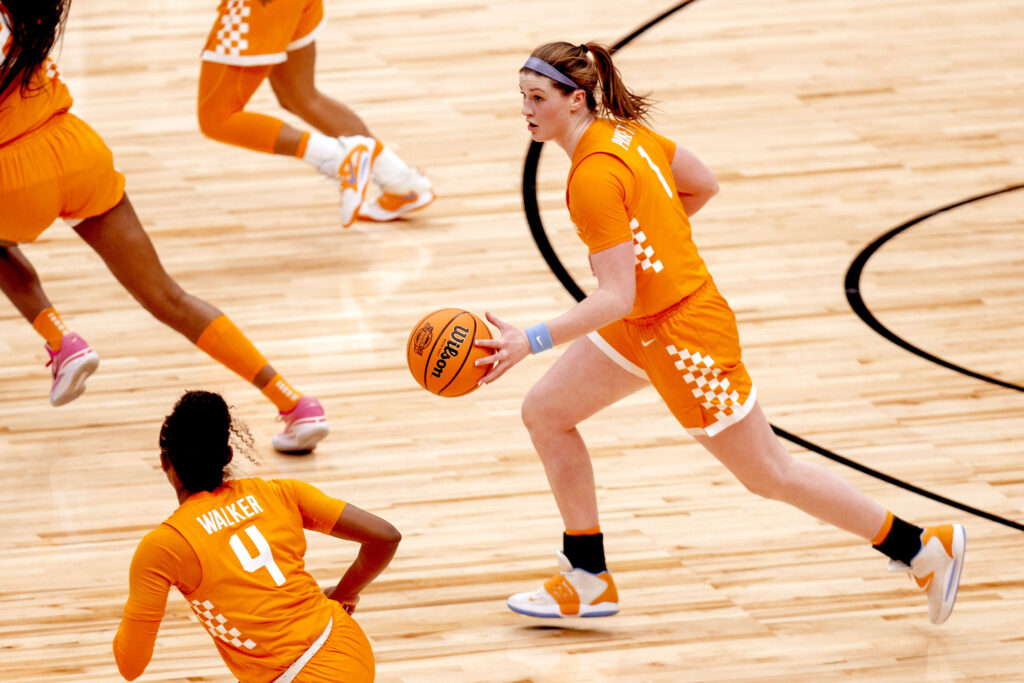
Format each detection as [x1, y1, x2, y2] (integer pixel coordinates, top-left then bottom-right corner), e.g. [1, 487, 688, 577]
[525, 323, 554, 354]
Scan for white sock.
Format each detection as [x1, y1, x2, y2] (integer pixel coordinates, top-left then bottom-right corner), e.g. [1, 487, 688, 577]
[371, 145, 413, 190]
[301, 132, 343, 169]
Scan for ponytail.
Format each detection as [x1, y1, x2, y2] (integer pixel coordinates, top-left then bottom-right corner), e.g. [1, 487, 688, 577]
[522, 41, 654, 123]
[0, 0, 71, 98]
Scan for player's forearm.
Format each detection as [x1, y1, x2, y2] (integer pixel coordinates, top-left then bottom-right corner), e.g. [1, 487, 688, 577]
[679, 185, 717, 216]
[330, 536, 400, 601]
[112, 617, 159, 681]
[547, 287, 633, 345]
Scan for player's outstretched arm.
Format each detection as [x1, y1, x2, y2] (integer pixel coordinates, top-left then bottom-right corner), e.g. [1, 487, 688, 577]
[323, 505, 401, 614]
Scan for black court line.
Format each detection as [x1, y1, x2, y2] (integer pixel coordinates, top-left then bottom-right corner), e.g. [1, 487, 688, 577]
[520, 2, 1024, 532]
[846, 184, 1024, 394]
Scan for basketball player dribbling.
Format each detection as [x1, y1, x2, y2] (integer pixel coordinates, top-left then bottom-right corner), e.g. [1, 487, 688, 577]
[476, 41, 966, 624]
[198, 0, 434, 227]
[0, 0, 328, 452]
[114, 391, 400, 681]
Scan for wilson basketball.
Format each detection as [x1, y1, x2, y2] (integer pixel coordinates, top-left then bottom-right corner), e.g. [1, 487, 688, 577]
[407, 309, 493, 397]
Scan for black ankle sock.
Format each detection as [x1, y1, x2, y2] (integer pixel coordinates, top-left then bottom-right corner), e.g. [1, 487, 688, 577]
[873, 516, 924, 566]
[563, 532, 607, 574]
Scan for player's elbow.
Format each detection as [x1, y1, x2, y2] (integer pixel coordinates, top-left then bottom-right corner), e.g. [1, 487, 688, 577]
[197, 109, 225, 142]
[377, 522, 402, 549]
[119, 667, 143, 682]
[695, 173, 719, 203]
[113, 631, 151, 681]
[704, 175, 720, 198]
[113, 650, 145, 681]
[612, 285, 636, 320]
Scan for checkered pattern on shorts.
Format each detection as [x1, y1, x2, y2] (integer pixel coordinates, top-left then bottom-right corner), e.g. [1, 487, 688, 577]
[666, 344, 741, 424]
[630, 218, 664, 273]
[213, 0, 252, 57]
[190, 599, 257, 650]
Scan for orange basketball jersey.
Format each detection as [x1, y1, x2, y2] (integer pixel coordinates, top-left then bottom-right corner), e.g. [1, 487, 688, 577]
[161, 478, 345, 681]
[567, 118, 711, 318]
[0, 5, 74, 146]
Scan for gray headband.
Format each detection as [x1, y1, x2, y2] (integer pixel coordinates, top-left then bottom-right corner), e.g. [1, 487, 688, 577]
[523, 56, 581, 91]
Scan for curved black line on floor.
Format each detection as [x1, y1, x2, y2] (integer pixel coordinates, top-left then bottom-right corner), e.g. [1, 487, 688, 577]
[846, 184, 1024, 393]
[520, 2, 1024, 532]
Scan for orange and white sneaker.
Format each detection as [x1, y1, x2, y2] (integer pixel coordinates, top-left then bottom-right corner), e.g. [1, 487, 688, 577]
[507, 551, 619, 618]
[322, 136, 381, 228]
[358, 168, 434, 222]
[892, 524, 966, 624]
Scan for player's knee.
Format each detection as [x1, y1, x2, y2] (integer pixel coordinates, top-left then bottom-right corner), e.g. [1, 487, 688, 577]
[521, 395, 540, 432]
[273, 88, 299, 115]
[272, 80, 313, 116]
[737, 460, 790, 500]
[139, 280, 187, 321]
[197, 104, 231, 142]
[521, 391, 571, 435]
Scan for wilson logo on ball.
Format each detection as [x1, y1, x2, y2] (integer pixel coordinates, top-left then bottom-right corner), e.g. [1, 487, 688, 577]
[406, 309, 493, 397]
[430, 325, 469, 378]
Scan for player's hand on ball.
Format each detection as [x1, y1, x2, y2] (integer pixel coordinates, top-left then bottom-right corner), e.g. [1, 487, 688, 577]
[475, 311, 530, 384]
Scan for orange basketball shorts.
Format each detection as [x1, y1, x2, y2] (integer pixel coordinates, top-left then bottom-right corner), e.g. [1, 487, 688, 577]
[0, 112, 125, 244]
[588, 278, 757, 437]
[202, 0, 324, 67]
[293, 602, 374, 682]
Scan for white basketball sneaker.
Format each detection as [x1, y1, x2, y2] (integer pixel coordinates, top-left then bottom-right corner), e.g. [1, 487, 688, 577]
[320, 135, 380, 228]
[358, 167, 434, 222]
[890, 524, 966, 624]
[507, 551, 619, 618]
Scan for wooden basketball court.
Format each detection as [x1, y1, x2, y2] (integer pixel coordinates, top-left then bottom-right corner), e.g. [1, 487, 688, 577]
[2, 0, 1023, 680]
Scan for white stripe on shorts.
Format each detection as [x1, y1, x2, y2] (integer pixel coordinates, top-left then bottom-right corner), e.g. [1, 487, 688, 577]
[271, 616, 332, 683]
[586, 330, 648, 380]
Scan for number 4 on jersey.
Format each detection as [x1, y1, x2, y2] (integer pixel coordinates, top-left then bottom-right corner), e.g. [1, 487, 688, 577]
[229, 525, 286, 586]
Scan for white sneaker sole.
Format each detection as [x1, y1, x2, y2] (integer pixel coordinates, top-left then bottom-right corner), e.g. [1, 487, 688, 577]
[358, 190, 435, 222]
[50, 351, 100, 407]
[272, 420, 329, 453]
[506, 596, 619, 619]
[930, 524, 966, 625]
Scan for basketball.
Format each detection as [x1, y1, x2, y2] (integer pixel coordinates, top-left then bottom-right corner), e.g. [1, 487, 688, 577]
[407, 309, 493, 397]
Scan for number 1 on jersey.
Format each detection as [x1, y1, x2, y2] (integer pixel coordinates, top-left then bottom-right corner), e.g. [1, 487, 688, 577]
[637, 144, 674, 198]
[229, 525, 286, 586]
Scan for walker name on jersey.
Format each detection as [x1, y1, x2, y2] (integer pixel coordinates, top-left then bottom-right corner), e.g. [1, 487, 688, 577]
[195, 495, 264, 535]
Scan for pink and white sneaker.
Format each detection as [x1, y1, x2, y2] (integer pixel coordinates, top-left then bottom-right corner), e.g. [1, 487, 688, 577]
[45, 333, 100, 406]
[272, 396, 329, 453]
